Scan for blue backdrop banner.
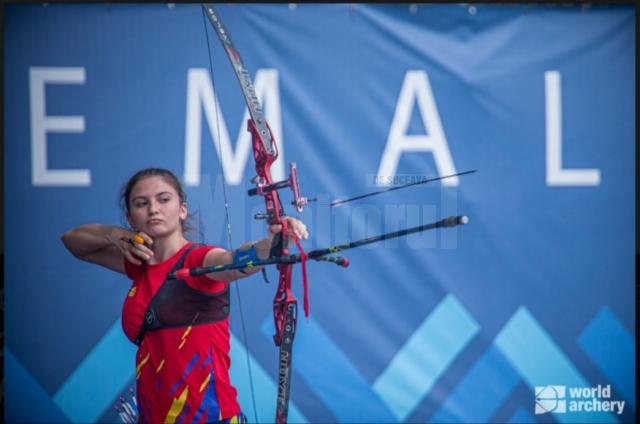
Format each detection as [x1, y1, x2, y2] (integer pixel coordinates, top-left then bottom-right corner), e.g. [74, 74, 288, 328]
[4, 3, 635, 423]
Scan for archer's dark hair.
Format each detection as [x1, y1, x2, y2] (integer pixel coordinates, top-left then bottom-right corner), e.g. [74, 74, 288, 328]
[119, 168, 195, 237]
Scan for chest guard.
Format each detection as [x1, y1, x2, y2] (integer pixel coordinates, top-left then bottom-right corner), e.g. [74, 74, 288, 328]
[134, 245, 230, 346]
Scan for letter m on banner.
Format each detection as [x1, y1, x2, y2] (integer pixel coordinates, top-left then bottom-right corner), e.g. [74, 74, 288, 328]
[183, 68, 285, 186]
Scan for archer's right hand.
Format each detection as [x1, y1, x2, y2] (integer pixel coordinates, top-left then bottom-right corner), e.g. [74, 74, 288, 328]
[115, 231, 154, 265]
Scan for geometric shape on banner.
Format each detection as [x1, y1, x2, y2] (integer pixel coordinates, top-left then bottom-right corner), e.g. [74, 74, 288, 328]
[577, 306, 635, 408]
[53, 318, 136, 423]
[507, 406, 536, 423]
[429, 345, 521, 423]
[230, 331, 308, 424]
[494, 307, 619, 423]
[260, 316, 396, 422]
[4, 348, 70, 423]
[372, 293, 480, 421]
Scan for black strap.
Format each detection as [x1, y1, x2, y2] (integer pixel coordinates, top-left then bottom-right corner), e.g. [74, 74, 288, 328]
[134, 244, 198, 346]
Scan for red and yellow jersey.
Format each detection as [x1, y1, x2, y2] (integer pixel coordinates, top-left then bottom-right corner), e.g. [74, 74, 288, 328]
[122, 242, 241, 423]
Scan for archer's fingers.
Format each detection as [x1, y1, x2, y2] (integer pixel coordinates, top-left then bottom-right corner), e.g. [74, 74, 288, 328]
[130, 232, 154, 258]
[132, 243, 154, 259]
[120, 237, 152, 261]
[128, 241, 153, 260]
[286, 217, 309, 240]
[136, 232, 154, 246]
[293, 224, 309, 240]
[124, 250, 142, 266]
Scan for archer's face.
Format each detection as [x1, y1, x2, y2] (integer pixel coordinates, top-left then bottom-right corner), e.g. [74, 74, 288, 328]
[127, 176, 187, 238]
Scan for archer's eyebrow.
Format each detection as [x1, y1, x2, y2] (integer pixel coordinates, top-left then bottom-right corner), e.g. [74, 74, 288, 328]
[131, 192, 173, 202]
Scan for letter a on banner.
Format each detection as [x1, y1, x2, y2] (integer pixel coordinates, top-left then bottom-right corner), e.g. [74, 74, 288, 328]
[377, 71, 458, 186]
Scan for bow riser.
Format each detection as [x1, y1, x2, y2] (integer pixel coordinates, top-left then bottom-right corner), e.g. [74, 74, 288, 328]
[248, 120, 282, 226]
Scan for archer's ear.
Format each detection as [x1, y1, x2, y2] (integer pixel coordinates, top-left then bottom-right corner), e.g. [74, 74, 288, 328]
[180, 203, 188, 221]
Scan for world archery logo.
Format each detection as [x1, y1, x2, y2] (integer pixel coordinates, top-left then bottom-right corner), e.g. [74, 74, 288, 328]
[535, 385, 566, 414]
[535, 384, 625, 416]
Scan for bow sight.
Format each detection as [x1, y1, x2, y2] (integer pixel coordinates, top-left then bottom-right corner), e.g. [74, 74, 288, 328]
[250, 162, 315, 219]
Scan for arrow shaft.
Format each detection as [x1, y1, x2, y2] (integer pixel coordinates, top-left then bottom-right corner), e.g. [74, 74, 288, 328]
[330, 170, 476, 207]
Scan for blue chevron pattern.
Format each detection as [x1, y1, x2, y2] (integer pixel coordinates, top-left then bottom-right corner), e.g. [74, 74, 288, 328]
[6, 298, 634, 423]
[7, 297, 635, 422]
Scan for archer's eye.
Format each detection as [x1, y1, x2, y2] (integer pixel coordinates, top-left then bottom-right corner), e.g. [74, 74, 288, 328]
[159, 197, 171, 203]
[133, 200, 148, 208]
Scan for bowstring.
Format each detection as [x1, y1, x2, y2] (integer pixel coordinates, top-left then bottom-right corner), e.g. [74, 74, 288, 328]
[201, 9, 258, 423]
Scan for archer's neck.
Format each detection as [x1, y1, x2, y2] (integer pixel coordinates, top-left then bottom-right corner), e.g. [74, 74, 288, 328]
[149, 231, 189, 264]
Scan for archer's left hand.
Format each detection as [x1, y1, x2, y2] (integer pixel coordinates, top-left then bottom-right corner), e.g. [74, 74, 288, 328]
[268, 217, 309, 243]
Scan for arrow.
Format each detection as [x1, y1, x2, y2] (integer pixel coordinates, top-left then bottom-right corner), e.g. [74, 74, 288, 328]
[330, 170, 477, 207]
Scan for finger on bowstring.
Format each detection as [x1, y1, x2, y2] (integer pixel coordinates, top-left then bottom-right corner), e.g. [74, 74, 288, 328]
[132, 242, 154, 258]
[131, 233, 145, 245]
[122, 238, 150, 261]
[136, 232, 154, 246]
[130, 245, 153, 261]
[129, 234, 154, 258]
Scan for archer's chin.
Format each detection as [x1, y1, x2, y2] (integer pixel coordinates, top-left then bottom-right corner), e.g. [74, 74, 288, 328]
[143, 225, 175, 238]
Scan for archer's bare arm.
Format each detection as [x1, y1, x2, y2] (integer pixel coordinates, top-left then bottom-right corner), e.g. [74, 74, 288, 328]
[61, 224, 153, 274]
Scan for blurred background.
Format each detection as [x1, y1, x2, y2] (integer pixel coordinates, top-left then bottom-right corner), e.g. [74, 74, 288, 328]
[3, 3, 635, 423]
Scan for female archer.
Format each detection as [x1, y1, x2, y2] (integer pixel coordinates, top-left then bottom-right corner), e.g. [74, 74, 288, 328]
[61, 167, 308, 423]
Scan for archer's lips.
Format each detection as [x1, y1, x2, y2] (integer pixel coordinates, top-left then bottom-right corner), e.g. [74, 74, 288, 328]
[147, 219, 164, 225]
